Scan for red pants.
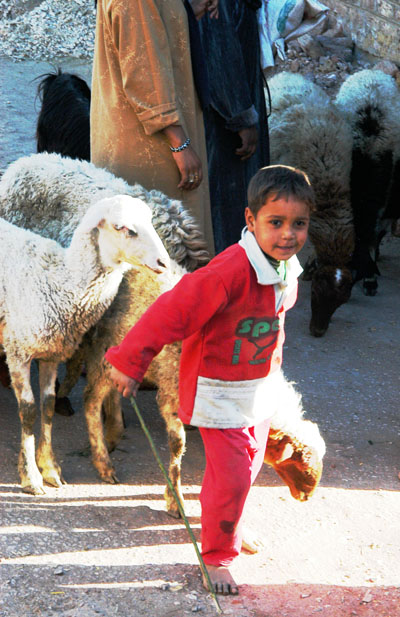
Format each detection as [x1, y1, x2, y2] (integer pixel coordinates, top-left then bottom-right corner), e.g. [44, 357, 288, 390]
[198, 419, 270, 567]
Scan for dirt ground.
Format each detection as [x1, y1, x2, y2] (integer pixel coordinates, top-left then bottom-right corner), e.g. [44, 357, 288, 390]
[0, 56, 400, 617]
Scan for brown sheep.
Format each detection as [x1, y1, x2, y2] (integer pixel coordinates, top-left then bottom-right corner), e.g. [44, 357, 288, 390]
[267, 72, 355, 337]
[58, 263, 186, 517]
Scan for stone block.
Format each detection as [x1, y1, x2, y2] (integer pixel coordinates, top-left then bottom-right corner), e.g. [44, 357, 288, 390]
[321, 0, 400, 63]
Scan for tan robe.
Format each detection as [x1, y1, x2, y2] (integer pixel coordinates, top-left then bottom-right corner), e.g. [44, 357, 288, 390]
[91, 0, 214, 254]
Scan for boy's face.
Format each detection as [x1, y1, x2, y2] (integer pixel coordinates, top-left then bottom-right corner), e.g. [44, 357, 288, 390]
[245, 194, 310, 261]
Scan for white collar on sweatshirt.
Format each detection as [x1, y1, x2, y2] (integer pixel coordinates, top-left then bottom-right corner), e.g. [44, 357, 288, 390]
[238, 227, 303, 287]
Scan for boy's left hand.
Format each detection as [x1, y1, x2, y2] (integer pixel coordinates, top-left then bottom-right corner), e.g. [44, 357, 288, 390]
[109, 365, 140, 399]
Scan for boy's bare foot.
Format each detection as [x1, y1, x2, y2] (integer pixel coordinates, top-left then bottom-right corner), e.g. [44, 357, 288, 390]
[241, 526, 264, 554]
[202, 565, 239, 595]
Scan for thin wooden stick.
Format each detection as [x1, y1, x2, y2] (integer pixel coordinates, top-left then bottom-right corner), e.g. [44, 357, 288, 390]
[130, 396, 223, 614]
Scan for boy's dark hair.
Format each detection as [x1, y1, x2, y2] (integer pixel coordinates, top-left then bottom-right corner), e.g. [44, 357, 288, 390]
[247, 165, 315, 216]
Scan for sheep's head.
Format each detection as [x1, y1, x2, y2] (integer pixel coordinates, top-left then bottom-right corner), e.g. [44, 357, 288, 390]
[86, 195, 171, 274]
[309, 264, 353, 337]
[265, 426, 324, 501]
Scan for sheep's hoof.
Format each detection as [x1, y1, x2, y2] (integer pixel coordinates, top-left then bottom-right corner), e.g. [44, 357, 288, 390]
[43, 472, 66, 488]
[55, 396, 75, 416]
[105, 439, 120, 453]
[362, 278, 378, 296]
[19, 460, 45, 495]
[22, 483, 46, 496]
[100, 471, 119, 484]
[166, 505, 181, 519]
[164, 488, 183, 519]
[37, 451, 65, 487]
[309, 324, 328, 337]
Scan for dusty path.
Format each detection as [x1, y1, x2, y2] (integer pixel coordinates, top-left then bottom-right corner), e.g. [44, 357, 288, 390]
[0, 55, 400, 617]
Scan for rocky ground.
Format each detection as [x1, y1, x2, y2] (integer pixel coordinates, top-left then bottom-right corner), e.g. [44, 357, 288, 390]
[0, 0, 96, 61]
[265, 26, 400, 96]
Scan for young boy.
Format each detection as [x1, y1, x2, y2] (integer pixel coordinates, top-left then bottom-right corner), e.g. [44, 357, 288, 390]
[106, 164, 314, 595]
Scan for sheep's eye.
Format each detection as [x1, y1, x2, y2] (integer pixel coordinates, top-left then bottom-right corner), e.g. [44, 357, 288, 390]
[113, 224, 137, 237]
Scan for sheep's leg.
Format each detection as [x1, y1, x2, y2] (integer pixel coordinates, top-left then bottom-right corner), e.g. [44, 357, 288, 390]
[157, 390, 186, 518]
[57, 347, 84, 399]
[54, 347, 85, 416]
[84, 379, 119, 484]
[9, 359, 44, 494]
[36, 361, 65, 487]
[164, 413, 186, 518]
[103, 389, 125, 451]
[301, 254, 317, 281]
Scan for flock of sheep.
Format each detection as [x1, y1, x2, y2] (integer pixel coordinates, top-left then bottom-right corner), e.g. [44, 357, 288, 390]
[0, 66, 399, 514]
[268, 69, 400, 336]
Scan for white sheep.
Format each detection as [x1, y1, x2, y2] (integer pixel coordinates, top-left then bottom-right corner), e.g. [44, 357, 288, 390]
[0, 194, 170, 495]
[0, 152, 209, 505]
[0, 152, 210, 272]
[335, 68, 400, 295]
[265, 72, 329, 113]
[267, 71, 355, 337]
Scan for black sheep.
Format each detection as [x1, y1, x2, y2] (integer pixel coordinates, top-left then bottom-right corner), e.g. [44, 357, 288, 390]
[335, 69, 400, 296]
[36, 68, 91, 162]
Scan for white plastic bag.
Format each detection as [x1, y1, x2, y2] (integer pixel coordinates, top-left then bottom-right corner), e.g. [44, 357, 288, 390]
[258, 0, 329, 68]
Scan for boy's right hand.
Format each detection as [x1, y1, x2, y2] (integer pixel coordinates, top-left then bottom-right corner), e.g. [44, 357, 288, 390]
[109, 365, 140, 399]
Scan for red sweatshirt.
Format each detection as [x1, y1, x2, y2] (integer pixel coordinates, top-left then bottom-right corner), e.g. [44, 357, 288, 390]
[105, 230, 302, 428]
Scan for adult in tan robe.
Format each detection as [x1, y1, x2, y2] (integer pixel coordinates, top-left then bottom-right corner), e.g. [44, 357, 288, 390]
[91, 0, 215, 254]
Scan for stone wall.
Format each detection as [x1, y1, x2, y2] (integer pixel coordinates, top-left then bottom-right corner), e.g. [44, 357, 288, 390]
[322, 0, 400, 63]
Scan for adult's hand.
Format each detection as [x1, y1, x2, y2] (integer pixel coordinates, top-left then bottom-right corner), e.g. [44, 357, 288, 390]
[235, 126, 258, 161]
[109, 365, 140, 399]
[191, 0, 219, 19]
[172, 146, 203, 191]
[162, 124, 203, 191]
